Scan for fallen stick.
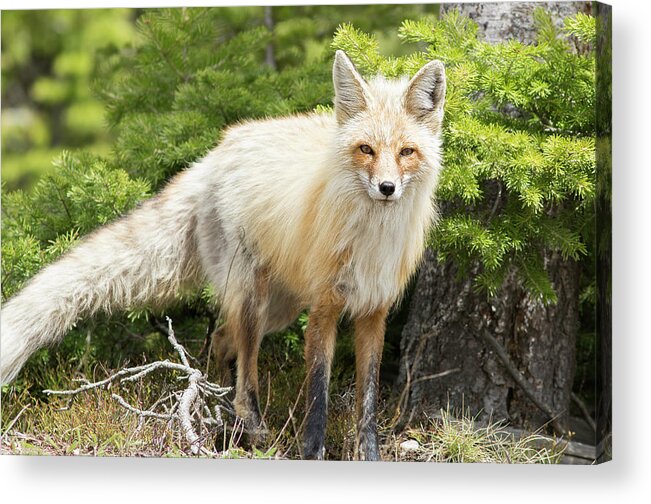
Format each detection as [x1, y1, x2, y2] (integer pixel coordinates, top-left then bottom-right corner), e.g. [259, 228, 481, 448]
[43, 317, 232, 455]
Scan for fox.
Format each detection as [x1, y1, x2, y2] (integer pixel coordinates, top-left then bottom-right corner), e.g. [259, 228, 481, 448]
[0, 50, 445, 460]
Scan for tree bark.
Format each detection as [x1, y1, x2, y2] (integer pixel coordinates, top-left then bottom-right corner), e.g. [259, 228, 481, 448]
[443, 2, 591, 44]
[396, 2, 589, 434]
[397, 249, 579, 433]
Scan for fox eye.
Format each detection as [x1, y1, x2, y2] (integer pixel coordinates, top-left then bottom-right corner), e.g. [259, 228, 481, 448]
[359, 144, 374, 155]
[400, 147, 414, 156]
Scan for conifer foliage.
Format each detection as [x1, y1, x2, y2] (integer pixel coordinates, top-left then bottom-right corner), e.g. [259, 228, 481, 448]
[2, 6, 596, 373]
[334, 9, 596, 302]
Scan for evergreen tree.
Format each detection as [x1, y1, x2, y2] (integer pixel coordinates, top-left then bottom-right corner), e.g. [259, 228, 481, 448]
[331, 4, 599, 434]
[1, 5, 435, 383]
[333, 9, 596, 301]
[2, 5, 602, 443]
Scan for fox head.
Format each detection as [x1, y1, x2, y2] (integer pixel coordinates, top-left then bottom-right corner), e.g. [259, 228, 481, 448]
[333, 50, 446, 202]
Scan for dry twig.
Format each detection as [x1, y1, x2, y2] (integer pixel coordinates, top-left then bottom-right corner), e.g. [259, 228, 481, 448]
[43, 317, 232, 455]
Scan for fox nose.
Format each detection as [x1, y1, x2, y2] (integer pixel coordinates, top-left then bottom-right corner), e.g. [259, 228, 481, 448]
[379, 181, 395, 196]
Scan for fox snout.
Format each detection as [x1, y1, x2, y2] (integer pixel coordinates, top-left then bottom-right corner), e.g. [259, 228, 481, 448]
[355, 172, 403, 202]
[379, 181, 395, 196]
[361, 171, 405, 202]
[351, 147, 408, 201]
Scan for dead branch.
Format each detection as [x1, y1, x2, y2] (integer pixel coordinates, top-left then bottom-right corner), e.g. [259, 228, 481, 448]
[43, 317, 232, 455]
[480, 331, 566, 435]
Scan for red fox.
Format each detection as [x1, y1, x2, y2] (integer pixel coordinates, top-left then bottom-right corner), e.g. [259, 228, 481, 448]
[0, 51, 445, 460]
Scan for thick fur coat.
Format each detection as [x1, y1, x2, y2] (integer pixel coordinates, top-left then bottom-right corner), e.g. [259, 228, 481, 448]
[1, 51, 445, 460]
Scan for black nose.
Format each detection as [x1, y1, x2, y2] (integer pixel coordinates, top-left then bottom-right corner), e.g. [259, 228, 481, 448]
[379, 181, 395, 196]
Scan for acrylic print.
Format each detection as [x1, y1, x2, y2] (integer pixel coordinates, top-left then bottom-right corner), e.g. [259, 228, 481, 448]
[1, 2, 611, 463]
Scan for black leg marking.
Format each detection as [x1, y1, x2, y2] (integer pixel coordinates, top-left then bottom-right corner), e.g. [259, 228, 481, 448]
[358, 355, 380, 461]
[243, 387, 263, 431]
[226, 356, 237, 387]
[303, 360, 329, 460]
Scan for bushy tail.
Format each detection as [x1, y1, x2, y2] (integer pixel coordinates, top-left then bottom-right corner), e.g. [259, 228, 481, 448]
[1, 179, 204, 384]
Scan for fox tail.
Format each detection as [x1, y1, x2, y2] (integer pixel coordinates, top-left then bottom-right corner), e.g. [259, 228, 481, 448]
[0, 179, 203, 384]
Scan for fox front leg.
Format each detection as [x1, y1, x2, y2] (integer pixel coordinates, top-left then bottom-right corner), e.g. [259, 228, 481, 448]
[302, 292, 344, 460]
[354, 306, 388, 461]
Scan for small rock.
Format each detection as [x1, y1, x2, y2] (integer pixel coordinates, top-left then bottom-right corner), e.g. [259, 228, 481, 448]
[400, 439, 420, 452]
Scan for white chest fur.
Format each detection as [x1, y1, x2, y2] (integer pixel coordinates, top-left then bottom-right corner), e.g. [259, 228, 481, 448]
[334, 196, 428, 317]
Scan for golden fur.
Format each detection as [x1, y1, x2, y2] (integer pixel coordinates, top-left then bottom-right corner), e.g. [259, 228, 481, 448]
[0, 51, 446, 460]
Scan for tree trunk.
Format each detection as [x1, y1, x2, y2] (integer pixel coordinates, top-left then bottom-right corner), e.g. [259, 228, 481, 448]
[396, 2, 589, 435]
[397, 249, 579, 433]
[444, 1, 591, 44]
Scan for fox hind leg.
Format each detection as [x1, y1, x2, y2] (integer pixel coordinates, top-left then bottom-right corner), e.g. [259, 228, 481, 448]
[214, 274, 301, 444]
[210, 325, 236, 387]
[229, 267, 271, 441]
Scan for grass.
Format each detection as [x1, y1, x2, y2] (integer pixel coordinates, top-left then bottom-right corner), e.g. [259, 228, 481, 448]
[1, 329, 565, 462]
[387, 407, 564, 463]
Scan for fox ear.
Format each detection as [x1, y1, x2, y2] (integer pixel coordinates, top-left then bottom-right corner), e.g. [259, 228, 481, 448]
[404, 60, 446, 129]
[333, 50, 370, 124]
